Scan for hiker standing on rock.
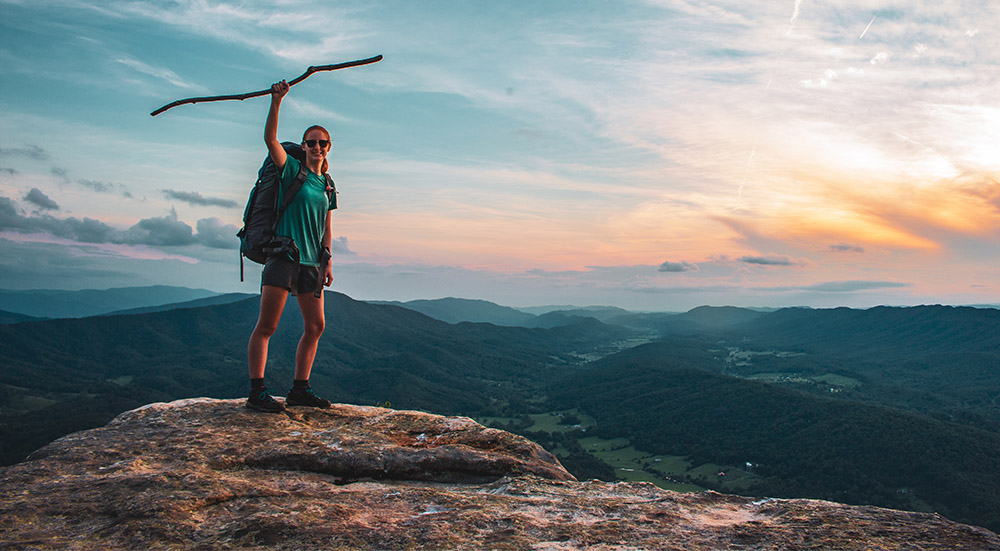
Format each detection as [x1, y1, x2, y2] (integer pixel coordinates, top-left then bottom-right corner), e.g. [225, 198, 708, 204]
[246, 79, 336, 413]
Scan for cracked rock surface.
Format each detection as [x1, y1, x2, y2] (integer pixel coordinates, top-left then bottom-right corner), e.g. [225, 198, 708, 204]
[2, 398, 998, 550]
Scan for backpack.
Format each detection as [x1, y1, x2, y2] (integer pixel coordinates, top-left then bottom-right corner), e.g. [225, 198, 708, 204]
[237, 142, 336, 281]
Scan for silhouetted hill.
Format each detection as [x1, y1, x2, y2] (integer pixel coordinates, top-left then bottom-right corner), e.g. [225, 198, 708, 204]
[606, 306, 769, 335]
[0, 292, 629, 466]
[522, 312, 595, 329]
[733, 305, 1000, 354]
[541, 306, 633, 322]
[603, 311, 694, 333]
[104, 293, 256, 316]
[675, 305, 769, 328]
[516, 304, 641, 316]
[370, 297, 537, 326]
[551, 341, 1000, 532]
[0, 286, 219, 318]
[0, 310, 40, 325]
[714, 305, 1000, 425]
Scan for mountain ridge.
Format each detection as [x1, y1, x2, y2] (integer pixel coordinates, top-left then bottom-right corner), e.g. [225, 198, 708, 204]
[0, 285, 220, 318]
[2, 292, 1000, 532]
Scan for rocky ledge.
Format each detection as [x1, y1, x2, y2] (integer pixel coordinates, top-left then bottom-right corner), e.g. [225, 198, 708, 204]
[1, 398, 998, 550]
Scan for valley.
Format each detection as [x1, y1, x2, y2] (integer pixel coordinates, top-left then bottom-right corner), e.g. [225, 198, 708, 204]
[2, 289, 1000, 532]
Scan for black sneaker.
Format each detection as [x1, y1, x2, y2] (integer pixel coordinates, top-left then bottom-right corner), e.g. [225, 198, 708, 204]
[246, 386, 286, 413]
[286, 387, 332, 409]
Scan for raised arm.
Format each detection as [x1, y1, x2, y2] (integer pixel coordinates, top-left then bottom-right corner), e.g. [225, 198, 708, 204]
[264, 80, 289, 171]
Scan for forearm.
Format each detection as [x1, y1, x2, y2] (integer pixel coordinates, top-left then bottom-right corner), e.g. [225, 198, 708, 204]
[264, 97, 281, 148]
[264, 81, 288, 166]
[322, 213, 333, 250]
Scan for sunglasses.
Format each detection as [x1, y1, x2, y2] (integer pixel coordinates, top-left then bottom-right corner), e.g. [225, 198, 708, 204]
[303, 139, 330, 149]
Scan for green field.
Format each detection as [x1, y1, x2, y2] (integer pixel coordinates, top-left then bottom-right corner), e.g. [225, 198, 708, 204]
[477, 409, 596, 433]
[748, 372, 861, 389]
[478, 411, 763, 493]
[578, 435, 762, 493]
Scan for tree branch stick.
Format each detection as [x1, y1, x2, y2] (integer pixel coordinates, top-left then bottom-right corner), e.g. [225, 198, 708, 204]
[150, 55, 383, 117]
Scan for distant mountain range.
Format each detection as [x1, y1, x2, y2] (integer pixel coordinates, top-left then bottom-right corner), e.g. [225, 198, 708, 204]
[0, 286, 222, 319]
[104, 293, 256, 317]
[370, 297, 636, 328]
[2, 287, 1000, 532]
[370, 297, 538, 326]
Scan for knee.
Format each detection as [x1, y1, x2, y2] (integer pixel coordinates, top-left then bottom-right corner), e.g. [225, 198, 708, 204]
[303, 319, 325, 339]
[252, 319, 280, 339]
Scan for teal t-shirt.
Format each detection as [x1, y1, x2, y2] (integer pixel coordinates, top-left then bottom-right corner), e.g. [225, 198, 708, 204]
[275, 156, 337, 267]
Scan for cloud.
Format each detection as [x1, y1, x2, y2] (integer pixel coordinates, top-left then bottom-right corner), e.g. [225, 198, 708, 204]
[123, 209, 196, 247]
[870, 51, 892, 65]
[80, 179, 135, 199]
[116, 57, 203, 90]
[48, 217, 120, 243]
[801, 280, 911, 293]
[0, 196, 117, 242]
[330, 235, 357, 256]
[738, 255, 799, 267]
[787, 0, 803, 35]
[111, 1, 363, 64]
[830, 243, 864, 253]
[78, 179, 114, 193]
[0, 238, 220, 292]
[195, 217, 238, 249]
[658, 260, 699, 273]
[0, 197, 28, 230]
[163, 189, 239, 209]
[24, 188, 59, 211]
[0, 145, 49, 161]
[0, 195, 230, 250]
[51, 167, 70, 181]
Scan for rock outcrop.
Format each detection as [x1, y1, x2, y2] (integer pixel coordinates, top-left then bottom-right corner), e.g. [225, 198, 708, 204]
[1, 398, 998, 550]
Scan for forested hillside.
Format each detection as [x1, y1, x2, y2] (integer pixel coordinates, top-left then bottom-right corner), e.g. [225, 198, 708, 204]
[2, 295, 999, 531]
[550, 341, 1000, 531]
[0, 292, 626, 466]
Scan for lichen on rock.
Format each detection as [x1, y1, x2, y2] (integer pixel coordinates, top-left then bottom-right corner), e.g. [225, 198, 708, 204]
[1, 398, 998, 550]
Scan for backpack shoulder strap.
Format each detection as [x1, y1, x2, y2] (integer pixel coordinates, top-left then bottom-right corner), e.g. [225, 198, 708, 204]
[324, 173, 338, 210]
[272, 162, 309, 230]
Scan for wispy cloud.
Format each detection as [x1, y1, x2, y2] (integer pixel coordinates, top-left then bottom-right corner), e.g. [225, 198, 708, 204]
[110, 0, 367, 64]
[779, 280, 912, 293]
[739, 255, 801, 267]
[116, 57, 204, 91]
[830, 243, 864, 253]
[162, 189, 239, 209]
[0, 145, 48, 161]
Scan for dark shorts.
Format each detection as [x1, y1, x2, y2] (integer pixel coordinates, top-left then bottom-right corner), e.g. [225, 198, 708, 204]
[261, 256, 320, 296]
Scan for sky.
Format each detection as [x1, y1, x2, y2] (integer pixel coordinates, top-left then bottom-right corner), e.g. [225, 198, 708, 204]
[1, 0, 998, 311]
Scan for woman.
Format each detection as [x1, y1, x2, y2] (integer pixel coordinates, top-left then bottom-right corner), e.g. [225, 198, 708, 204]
[245, 79, 336, 413]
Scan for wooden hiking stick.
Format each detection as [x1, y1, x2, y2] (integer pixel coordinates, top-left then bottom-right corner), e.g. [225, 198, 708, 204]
[150, 55, 383, 116]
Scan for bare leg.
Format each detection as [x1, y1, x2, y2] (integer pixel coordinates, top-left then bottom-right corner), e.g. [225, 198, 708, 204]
[248, 285, 290, 379]
[293, 291, 326, 381]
